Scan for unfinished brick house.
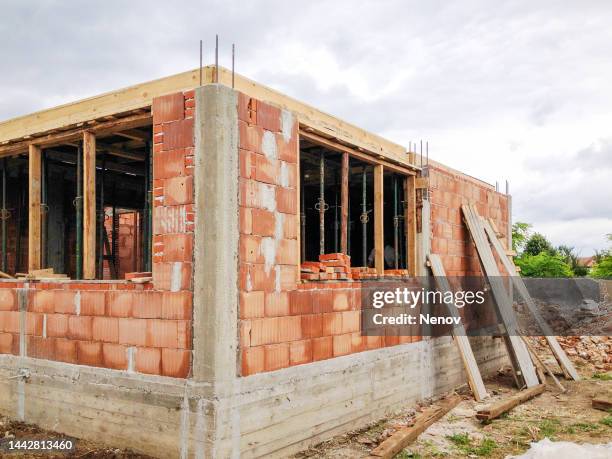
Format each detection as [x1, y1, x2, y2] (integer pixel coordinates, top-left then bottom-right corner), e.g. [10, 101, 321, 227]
[0, 66, 511, 457]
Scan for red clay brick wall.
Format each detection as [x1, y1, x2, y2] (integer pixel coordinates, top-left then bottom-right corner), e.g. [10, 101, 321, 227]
[237, 95, 420, 376]
[428, 165, 509, 276]
[0, 91, 196, 379]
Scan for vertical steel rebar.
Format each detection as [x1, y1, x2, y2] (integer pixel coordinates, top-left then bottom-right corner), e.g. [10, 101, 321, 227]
[393, 175, 399, 269]
[143, 141, 153, 272]
[97, 155, 106, 278]
[1, 159, 6, 272]
[300, 176, 306, 262]
[76, 143, 83, 279]
[319, 152, 325, 255]
[361, 167, 367, 266]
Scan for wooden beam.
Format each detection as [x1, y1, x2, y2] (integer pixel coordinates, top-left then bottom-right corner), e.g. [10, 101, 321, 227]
[370, 395, 461, 458]
[476, 384, 545, 421]
[82, 131, 96, 279]
[592, 398, 612, 411]
[428, 254, 488, 401]
[374, 165, 384, 275]
[114, 129, 150, 141]
[28, 144, 42, 272]
[340, 152, 349, 254]
[405, 176, 417, 276]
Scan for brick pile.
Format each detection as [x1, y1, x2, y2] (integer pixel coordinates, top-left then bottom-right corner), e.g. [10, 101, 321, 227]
[301, 253, 351, 281]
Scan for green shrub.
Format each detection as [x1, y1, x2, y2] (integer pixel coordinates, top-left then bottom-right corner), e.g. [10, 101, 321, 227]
[515, 253, 573, 277]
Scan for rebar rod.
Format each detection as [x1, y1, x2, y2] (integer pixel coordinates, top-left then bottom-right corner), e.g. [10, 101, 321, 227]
[393, 175, 399, 269]
[1, 159, 7, 272]
[97, 155, 106, 278]
[362, 167, 367, 266]
[319, 152, 325, 255]
[300, 176, 306, 262]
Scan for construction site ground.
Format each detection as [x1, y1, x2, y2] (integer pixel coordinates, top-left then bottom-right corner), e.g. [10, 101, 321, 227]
[294, 337, 612, 459]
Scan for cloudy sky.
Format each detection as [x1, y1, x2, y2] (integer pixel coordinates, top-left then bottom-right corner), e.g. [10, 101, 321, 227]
[1, 0, 611, 255]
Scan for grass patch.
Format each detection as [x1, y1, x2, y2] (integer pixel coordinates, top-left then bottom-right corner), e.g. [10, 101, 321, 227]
[447, 433, 498, 456]
[600, 415, 612, 427]
[570, 422, 600, 432]
[538, 419, 561, 438]
[396, 451, 420, 459]
[592, 372, 612, 381]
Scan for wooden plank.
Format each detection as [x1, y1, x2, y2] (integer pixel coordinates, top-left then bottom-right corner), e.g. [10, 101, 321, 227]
[414, 177, 429, 189]
[28, 144, 42, 272]
[461, 204, 539, 388]
[428, 254, 488, 401]
[482, 219, 580, 381]
[592, 398, 612, 411]
[521, 336, 566, 392]
[405, 176, 417, 276]
[476, 384, 545, 421]
[370, 395, 461, 458]
[340, 152, 349, 254]
[82, 131, 96, 279]
[373, 165, 384, 275]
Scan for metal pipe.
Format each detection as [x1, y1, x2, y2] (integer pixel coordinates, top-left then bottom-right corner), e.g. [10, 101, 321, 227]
[1, 159, 7, 272]
[97, 155, 106, 278]
[300, 176, 306, 262]
[215, 34, 219, 83]
[76, 143, 83, 279]
[361, 167, 367, 266]
[318, 152, 325, 255]
[41, 152, 47, 268]
[393, 175, 399, 269]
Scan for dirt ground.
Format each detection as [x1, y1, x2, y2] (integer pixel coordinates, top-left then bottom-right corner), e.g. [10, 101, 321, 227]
[293, 342, 612, 459]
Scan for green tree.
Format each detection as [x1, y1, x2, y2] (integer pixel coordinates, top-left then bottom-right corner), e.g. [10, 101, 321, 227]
[524, 233, 556, 256]
[515, 252, 574, 277]
[557, 244, 587, 276]
[512, 222, 531, 253]
[590, 234, 612, 278]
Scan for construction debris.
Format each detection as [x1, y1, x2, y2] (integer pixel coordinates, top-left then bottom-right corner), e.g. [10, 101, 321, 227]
[591, 398, 612, 411]
[476, 384, 546, 421]
[369, 394, 462, 458]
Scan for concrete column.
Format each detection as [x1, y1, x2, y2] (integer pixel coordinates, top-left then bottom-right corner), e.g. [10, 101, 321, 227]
[192, 84, 239, 385]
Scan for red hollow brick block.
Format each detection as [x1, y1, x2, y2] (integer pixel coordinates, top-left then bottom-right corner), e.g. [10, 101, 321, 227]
[80, 291, 106, 316]
[322, 312, 343, 336]
[29, 290, 54, 313]
[0, 332, 13, 354]
[240, 235, 264, 264]
[153, 204, 189, 235]
[332, 333, 352, 357]
[118, 318, 147, 346]
[26, 312, 44, 336]
[332, 291, 350, 312]
[28, 336, 56, 360]
[278, 137, 298, 164]
[351, 332, 366, 353]
[107, 291, 133, 317]
[152, 261, 192, 291]
[238, 121, 263, 153]
[240, 320, 251, 348]
[161, 291, 191, 320]
[102, 343, 128, 370]
[312, 336, 333, 361]
[289, 290, 312, 315]
[264, 343, 289, 371]
[239, 149, 255, 179]
[164, 176, 194, 206]
[289, 339, 312, 366]
[249, 264, 276, 292]
[242, 346, 264, 376]
[92, 317, 119, 343]
[238, 93, 256, 124]
[313, 290, 333, 314]
[135, 347, 161, 375]
[55, 338, 77, 364]
[54, 290, 76, 314]
[152, 93, 185, 124]
[240, 291, 265, 319]
[131, 292, 162, 319]
[76, 341, 103, 367]
[301, 314, 323, 339]
[68, 316, 93, 341]
[277, 239, 298, 265]
[255, 155, 279, 185]
[276, 187, 297, 214]
[251, 208, 276, 237]
[0, 289, 16, 311]
[161, 348, 191, 378]
[279, 265, 297, 291]
[250, 318, 279, 346]
[239, 178, 260, 209]
[365, 335, 384, 350]
[240, 207, 253, 235]
[283, 214, 297, 239]
[146, 320, 178, 348]
[154, 149, 187, 179]
[264, 292, 289, 317]
[257, 102, 281, 132]
[277, 316, 303, 343]
[341, 311, 360, 334]
[162, 119, 194, 151]
[177, 320, 192, 349]
[162, 233, 194, 262]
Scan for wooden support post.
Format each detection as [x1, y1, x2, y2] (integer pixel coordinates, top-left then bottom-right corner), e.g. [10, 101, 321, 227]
[405, 176, 417, 276]
[374, 164, 384, 275]
[28, 144, 42, 272]
[340, 152, 349, 254]
[82, 131, 96, 279]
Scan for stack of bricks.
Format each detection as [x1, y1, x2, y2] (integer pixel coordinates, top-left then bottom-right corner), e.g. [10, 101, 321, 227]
[350, 267, 378, 279]
[0, 282, 191, 377]
[300, 253, 351, 281]
[103, 211, 139, 279]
